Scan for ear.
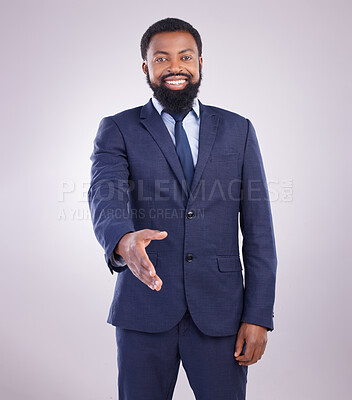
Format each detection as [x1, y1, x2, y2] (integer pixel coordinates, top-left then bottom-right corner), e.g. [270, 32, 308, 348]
[199, 56, 203, 71]
[142, 61, 148, 75]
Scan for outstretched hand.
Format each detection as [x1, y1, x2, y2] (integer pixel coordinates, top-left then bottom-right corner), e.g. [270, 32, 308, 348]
[114, 229, 168, 291]
[234, 322, 268, 366]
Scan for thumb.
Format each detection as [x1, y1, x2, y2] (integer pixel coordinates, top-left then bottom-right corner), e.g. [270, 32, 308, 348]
[142, 229, 167, 240]
[150, 230, 168, 240]
[234, 334, 245, 357]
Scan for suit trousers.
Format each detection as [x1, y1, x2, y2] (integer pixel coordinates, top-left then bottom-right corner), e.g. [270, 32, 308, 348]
[115, 308, 248, 400]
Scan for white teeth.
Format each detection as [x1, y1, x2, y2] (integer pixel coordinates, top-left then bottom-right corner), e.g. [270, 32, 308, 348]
[165, 80, 186, 85]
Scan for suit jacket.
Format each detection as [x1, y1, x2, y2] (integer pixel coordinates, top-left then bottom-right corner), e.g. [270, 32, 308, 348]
[88, 98, 277, 336]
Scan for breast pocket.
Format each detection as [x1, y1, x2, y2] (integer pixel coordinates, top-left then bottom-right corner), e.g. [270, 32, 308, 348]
[210, 152, 239, 163]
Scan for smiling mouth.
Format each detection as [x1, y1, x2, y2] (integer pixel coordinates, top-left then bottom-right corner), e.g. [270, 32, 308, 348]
[165, 79, 187, 85]
[162, 76, 189, 89]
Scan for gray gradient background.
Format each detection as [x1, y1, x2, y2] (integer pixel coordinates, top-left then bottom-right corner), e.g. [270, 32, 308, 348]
[1, 1, 351, 399]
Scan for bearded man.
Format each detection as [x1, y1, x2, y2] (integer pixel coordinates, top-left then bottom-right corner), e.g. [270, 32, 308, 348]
[88, 17, 277, 400]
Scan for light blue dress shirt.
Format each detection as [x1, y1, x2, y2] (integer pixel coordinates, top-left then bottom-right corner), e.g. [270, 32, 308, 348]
[110, 96, 201, 268]
[151, 96, 200, 167]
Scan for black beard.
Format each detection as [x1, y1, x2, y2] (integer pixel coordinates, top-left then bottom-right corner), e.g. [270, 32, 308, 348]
[146, 69, 202, 115]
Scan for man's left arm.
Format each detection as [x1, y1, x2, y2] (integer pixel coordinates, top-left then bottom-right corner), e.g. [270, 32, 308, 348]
[235, 119, 278, 366]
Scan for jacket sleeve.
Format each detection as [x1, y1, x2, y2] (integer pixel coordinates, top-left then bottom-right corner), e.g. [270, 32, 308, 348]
[239, 119, 278, 331]
[88, 116, 135, 274]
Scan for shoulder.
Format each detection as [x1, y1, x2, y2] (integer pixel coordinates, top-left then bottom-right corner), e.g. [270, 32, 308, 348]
[96, 106, 143, 131]
[200, 102, 250, 132]
[201, 102, 248, 122]
[106, 104, 143, 124]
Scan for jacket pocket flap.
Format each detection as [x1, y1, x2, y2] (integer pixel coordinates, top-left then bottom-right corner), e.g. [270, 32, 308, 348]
[217, 255, 242, 272]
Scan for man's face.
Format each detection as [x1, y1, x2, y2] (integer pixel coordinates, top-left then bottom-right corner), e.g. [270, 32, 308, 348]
[142, 31, 203, 114]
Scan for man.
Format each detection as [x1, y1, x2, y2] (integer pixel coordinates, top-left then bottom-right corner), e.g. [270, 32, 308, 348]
[88, 17, 277, 400]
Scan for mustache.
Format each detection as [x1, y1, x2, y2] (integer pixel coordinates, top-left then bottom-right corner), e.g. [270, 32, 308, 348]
[161, 72, 192, 81]
[146, 68, 202, 114]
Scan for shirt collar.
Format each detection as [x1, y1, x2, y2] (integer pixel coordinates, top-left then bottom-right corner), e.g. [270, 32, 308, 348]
[151, 96, 200, 118]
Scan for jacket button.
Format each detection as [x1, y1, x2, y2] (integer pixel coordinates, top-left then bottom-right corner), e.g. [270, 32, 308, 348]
[187, 210, 194, 219]
[186, 253, 193, 262]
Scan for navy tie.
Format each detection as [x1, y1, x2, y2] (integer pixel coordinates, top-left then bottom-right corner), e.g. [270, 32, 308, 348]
[168, 110, 195, 191]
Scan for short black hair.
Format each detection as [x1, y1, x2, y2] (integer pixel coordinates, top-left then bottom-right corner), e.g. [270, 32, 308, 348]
[140, 18, 202, 60]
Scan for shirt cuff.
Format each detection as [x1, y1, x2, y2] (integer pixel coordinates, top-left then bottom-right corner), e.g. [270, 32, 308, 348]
[109, 252, 127, 267]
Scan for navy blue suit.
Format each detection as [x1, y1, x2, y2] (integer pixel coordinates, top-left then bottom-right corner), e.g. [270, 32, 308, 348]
[88, 98, 277, 398]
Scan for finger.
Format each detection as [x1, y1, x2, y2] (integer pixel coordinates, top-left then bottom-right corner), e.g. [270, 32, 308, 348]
[256, 342, 266, 362]
[146, 274, 163, 290]
[130, 253, 163, 288]
[147, 272, 163, 290]
[126, 242, 164, 290]
[151, 275, 163, 291]
[234, 335, 245, 358]
[130, 262, 163, 290]
[259, 341, 267, 358]
[254, 346, 264, 362]
[236, 341, 255, 364]
[135, 250, 158, 277]
[262, 339, 267, 354]
[240, 347, 262, 366]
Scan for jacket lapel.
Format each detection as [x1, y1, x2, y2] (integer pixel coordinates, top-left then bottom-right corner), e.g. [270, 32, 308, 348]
[140, 98, 219, 202]
[189, 101, 219, 200]
[140, 99, 189, 199]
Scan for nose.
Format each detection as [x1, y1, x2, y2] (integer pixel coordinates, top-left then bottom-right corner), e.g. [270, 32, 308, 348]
[167, 57, 183, 74]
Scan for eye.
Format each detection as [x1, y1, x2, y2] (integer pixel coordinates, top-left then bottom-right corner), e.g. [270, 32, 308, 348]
[182, 55, 193, 61]
[154, 57, 167, 62]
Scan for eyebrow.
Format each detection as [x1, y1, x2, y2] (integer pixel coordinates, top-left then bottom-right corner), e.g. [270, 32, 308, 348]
[153, 49, 195, 56]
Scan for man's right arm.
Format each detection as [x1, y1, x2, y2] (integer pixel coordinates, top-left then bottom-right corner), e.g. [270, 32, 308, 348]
[88, 116, 167, 289]
[88, 116, 135, 274]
